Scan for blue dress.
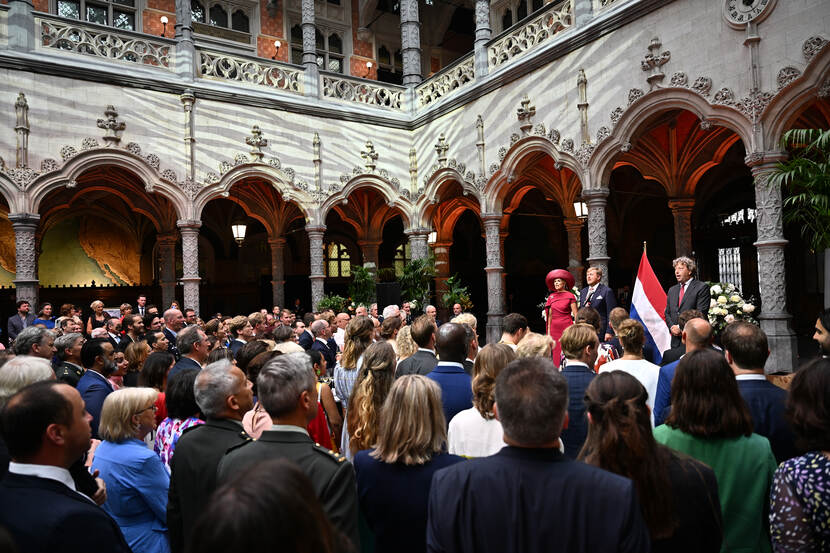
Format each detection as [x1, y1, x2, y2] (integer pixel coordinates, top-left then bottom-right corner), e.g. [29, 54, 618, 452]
[91, 438, 171, 553]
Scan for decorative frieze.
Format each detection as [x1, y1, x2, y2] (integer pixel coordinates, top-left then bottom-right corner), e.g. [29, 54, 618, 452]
[641, 37, 670, 88]
[97, 105, 125, 146]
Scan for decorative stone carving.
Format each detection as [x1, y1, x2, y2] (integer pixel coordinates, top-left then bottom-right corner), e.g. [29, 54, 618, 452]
[712, 88, 734, 104]
[60, 145, 78, 161]
[307, 226, 326, 309]
[181, 176, 201, 200]
[268, 158, 282, 169]
[610, 107, 624, 126]
[40, 159, 59, 173]
[245, 125, 268, 161]
[178, 221, 201, 314]
[802, 35, 828, 62]
[517, 95, 536, 136]
[67, 179, 77, 188]
[400, 0, 422, 86]
[628, 88, 644, 105]
[200, 51, 303, 95]
[509, 133, 520, 146]
[620, 142, 632, 152]
[699, 118, 713, 131]
[548, 129, 560, 145]
[691, 76, 712, 96]
[498, 147, 507, 162]
[233, 154, 248, 166]
[219, 161, 233, 174]
[5, 167, 39, 189]
[820, 78, 830, 98]
[488, 1, 572, 68]
[161, 169, 177, 182]
[734, 90, 773, 121]
[596, 126, 610, 142]
[641, 37, 670, 88]
[204, 172, 220, 184]
[97, 105, 126, 146]
[554, 161, 563, 170]
[407, 230, 430, 261]
[533, 123, 546, 136]
[126, 142, 142, 156]
[561, 138, 574, 153]
[669, 72, 687, 87]
[489, 162, 499, 175]
[15, 93, 29, 169]
[284, 167, 295, 183]
[361, 140, 378, 172]
[753, 173, 784, 243]
[81, 137, 99, 150]
[435, 134, 449, 164]
[416, 56, 474, 107]
[145, 154, 161, 170]
[9, 213, 40, 305]
[475, 175, 487, 190]
[575, 143, 595, 167]
[776, 66, 801, 89]
[584, 192, 610, 284]
[41, 20, 171, 68]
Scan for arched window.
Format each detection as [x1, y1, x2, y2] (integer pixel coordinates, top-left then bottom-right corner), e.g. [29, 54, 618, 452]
[231, 9, 249, 32]
[326, 243, 352, 278]
[394, 243, 410, 277]
[290, 24, 304, 64]
[209, 4, 227, 27]
[191, 0, 205, 22]
[502, 9, 512, 30]
[517, 0, 527, 20]
[297, 28, 345, 74]
[56, 0, 136, 30]
[376, 42, 403, 84]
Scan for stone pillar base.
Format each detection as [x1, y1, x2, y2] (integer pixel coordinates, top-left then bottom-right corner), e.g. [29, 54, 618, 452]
[760, 313, 797, 373]
[182, 278, 200, 315]
[13, 280, 38, 307]
[486, 312, 504, 345]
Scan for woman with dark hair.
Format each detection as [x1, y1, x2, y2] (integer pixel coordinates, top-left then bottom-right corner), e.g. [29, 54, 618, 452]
[580, 370, 722, 552]
[187, 459, 340, 553]
[154, 367, 203, 473]
[123, 341, 150, 387]
[33, 302, 55, 328]
[335, 315, 375, 458]
[654, 349, 777, 553]
[770, 358, 830, 551]
[206, 347, 235, 366]
[354, 375, 464, 553]
[347, 341, 397, 455]
[305, 349, 342, 448]
[139, 351, 175, 424]
[241, 350, 282, 439]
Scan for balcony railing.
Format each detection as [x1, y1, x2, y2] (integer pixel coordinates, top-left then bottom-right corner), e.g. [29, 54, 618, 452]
[321, 72, 406, 111]
[37, 14, 174, 69]
[199, 50, 304, 95]
[488, 0, 573, 70]
[416, 53, 475, 108]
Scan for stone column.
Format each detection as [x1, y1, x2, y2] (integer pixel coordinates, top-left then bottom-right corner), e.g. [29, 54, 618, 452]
[668, 197, 695, 258]
[584, 189, 610, 285]
[400, 0, 422, 86]
[307, 225, 326, 310]
[563, 217, 585, 286]
[174, 0, 197, 80]
[483, 213, 505, 345]
[269, 238, 286, 309]
[301, 0, 319, 97]
[748, 152, 797, 373]
[432, 240, 452, 313]
[9, 213, 39, 306]
[473, 0, 491, 78]
[157, 233, 178, 310]
[8, 0, 34, 51]
[358, 240, 382, 276]
[178, 220, 201, 315]
[406, 228, 430, 261]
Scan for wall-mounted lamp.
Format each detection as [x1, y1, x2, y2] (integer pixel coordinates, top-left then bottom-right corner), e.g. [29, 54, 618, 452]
[573, 200, 588, 219]
[160, 15, 168, 37]
[272, 40, 281, 60]
[364, 61, 373, 78]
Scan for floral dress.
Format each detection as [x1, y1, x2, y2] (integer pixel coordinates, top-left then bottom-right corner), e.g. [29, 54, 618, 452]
[770, 451, 830, 552]
[153, 416, 204, 473]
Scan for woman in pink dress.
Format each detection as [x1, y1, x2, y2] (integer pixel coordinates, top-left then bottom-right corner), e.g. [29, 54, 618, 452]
[544, 269, 578, 364]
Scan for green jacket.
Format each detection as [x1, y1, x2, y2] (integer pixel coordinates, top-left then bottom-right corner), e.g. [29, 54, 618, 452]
[654, 425, 777, 553]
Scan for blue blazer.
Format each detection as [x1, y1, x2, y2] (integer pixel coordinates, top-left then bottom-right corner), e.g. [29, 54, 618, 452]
[168, 356, 202, 382]
[427, 447, 651, 553]
[654, 359, 679, 427]
[228, 339, 245, 358]
[311, 339, 337, 371]
[76, 370, 114, 439]
[578, 283, 617, 337]
[561, 363, 596, 459]
[91, 438, 171, 553]
[163, 327, 181, 360]
[297, 329, 313, 350]
[426, 363, 472, 425]
[737, 378, 798, 463]
[0, 472, 131, 553]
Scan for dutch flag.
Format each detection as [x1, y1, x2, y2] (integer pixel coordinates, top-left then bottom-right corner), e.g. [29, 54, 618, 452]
[630, 251, 671, 364]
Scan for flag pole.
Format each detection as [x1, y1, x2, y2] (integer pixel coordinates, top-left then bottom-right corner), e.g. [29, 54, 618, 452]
[643, 241, 647, 254]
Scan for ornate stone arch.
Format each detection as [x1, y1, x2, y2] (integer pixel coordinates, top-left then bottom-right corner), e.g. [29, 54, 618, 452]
[0, 171, 23, 212]
[27, 147, 189, 219]
[588, 87, 753, 189]
[414, 167, 483, 229]
[761, 36, 830, 149]
[319, 174, 413, 228]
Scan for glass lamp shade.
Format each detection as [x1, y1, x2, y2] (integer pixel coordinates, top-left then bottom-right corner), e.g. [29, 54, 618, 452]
[573, 201, 588, 219]
[231, 222, 247, 245]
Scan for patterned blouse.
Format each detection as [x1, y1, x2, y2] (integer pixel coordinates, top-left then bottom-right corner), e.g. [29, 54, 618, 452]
[770, 451, 830, 552]
[154, 416, 204, 473]
[334, 354, 363, 461]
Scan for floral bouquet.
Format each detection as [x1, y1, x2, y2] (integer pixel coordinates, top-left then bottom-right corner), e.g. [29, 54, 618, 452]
[705, 282, 758, 334]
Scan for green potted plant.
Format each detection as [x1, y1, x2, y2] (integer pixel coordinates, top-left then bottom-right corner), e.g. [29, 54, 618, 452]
[398, 257, 435, 315]
[440, 273, 474, 312]
[348, 265, 376, 307]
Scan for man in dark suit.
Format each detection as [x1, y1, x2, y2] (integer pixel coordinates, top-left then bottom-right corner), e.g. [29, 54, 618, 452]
[119, 314, 145, 352]
[0, 381, 131, 553]
[310, 319, 337, 369]
[104, 318, 122, 351]
[227, 315, 253, 358]
[559, 323, 598, 459]
[217, 353, 359, 549]
[723, 322, 798, 463]
[6, 300, 36, 342]
[297, 320, 314, 350]
[168, 361, 254, 553]
[578, 266, 617, 340]
[665, 256, 710, 348]
[660, 309, 705, 366]
[76, 338, 116, 439]
[458, 322, 478, 376]
[54, 332, 86, 387]
[168, 326, 209, 382]
[427, 323, 473, 424]
[427, 357, 650, 553]
[396, 315, 438, 377]
[163, 308, 185, 360]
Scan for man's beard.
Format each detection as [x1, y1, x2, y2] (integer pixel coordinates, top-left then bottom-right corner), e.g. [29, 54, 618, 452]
[101, 359, 118, 377]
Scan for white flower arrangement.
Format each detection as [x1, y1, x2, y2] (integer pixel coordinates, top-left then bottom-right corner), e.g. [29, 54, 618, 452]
[705, 281, 759, 333]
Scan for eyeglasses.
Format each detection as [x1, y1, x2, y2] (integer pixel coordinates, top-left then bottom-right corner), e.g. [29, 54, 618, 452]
[134, 404, 158, 415]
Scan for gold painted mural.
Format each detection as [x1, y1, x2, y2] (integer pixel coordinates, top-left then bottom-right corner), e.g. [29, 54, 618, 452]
[78, 218, 141, 285]
[0, 212, 16, 274]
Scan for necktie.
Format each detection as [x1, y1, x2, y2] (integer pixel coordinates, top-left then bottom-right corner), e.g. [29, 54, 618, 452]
[678, 283, 685, 306]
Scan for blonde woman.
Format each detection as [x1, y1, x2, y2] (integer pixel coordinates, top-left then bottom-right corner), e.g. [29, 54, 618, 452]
[516, 332, 556, 360]
[379, 316, 402, 356]
[91, 388, 170, 553]
[354, 375, 464, 553]
[124, 341, 150, 387]
[447, 343, 516, 457]
[334, 315, 374, 458]
[86, 300, 111, 336]
[347, 341, 396, 455]
[396, 325, 417, 362]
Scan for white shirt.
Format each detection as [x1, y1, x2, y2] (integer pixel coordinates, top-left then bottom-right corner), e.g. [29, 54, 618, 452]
[333, 328, 346, 350]
[7, 462, 93, 502]
[269, 424, 309, 435]
[599, 358, 660, 427]
[735, 373, 767, 381]
[448, 408, 506, 458]
[417, 347, 436, 355]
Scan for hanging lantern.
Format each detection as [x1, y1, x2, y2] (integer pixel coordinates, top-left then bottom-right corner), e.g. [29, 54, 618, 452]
[231, 221, 247, 246]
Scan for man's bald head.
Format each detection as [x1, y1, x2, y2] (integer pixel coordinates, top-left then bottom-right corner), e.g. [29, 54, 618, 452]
[164, 309, 184, 332]
[683, 318, 713, 350]
[435, 323, 468, 363]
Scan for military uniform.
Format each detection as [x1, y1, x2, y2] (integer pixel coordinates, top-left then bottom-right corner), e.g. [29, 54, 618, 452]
[217, 426, 359, 550]
[54, 361, 84, 387]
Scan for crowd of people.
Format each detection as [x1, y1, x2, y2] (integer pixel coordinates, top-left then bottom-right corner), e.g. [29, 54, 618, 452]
[0, 257, 828, 553]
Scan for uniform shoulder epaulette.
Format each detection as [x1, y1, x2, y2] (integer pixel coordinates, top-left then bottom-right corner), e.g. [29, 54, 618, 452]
[225, 437, 254, 454]
[312, 442, 347, 463]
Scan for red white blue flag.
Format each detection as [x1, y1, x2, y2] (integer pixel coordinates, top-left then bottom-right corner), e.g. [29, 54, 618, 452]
[630, 251, 671, 364]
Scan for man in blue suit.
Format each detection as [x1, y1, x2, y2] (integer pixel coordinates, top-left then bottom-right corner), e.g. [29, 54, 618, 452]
[310, 319, 337, 370]
[427, 357, 650, 553]
[559, 323, 598, 459]
[76, 338, 116, 439]
[723, 321, 797, 463]
[0, 380, 130, 553]
[579, 266, 617, 341]
[427, 323, 472, 425]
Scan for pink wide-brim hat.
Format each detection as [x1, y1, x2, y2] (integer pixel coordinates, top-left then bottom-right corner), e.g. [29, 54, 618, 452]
[545, 269, 575, 291]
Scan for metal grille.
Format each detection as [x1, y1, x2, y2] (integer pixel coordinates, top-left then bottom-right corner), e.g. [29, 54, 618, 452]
[718, 247, 742, 289]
